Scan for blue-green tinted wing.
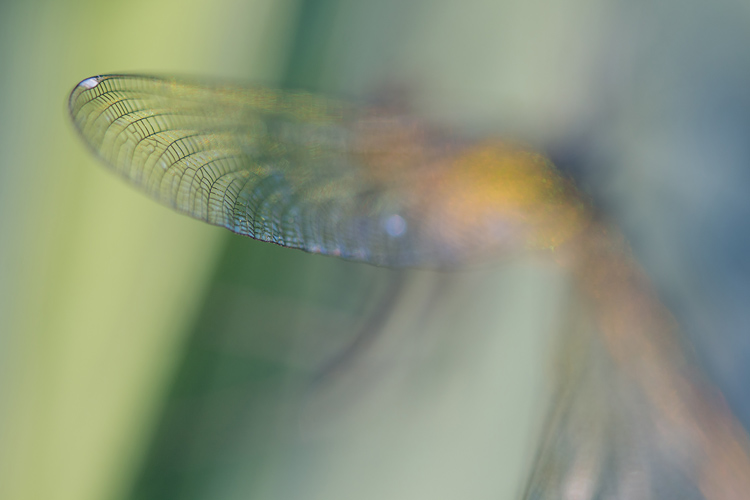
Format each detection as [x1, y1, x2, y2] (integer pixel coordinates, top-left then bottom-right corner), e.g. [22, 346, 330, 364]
[69, 75, 436, 267]
[522, 333, 706, 500]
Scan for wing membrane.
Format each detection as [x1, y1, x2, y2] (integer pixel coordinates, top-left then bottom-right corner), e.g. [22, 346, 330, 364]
[523, 332, 704, 500]
[69, 75, 433, 266]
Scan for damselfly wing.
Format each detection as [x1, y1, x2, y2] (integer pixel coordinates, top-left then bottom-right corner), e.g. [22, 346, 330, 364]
[68, 75, 589, 268]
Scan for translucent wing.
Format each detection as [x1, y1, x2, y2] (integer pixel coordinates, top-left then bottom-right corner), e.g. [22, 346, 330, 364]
[522, 332, 705, 500]
[69, 75, 419, 266]
[69, 75, 589, 267]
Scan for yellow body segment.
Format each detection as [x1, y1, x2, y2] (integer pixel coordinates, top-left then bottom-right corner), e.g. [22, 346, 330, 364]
[416, 142, 591, 257]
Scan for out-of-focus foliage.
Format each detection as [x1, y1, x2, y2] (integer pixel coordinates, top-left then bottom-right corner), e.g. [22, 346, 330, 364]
[0, 1, 297, 499]
[3, 0, 750, 499]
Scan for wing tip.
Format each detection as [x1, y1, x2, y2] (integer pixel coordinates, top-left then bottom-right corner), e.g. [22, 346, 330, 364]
[68, 75, 105, 115]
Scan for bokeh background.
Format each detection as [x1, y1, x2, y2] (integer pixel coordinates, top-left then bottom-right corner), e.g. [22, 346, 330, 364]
[1, 0, 749, 499]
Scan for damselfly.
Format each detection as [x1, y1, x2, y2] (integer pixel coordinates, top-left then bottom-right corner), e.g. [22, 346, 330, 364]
[69, 74, 750, 499]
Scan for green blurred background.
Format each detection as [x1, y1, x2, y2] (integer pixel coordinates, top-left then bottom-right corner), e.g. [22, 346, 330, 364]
[2, 0, 750, 499]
